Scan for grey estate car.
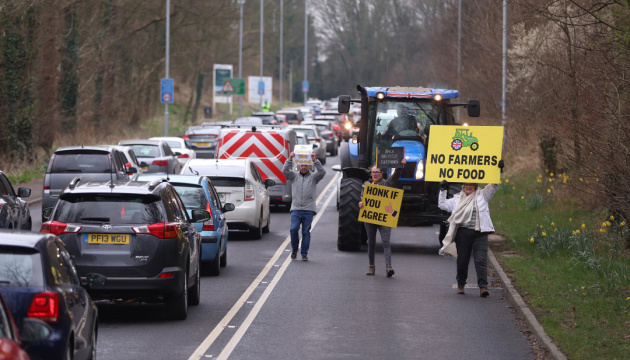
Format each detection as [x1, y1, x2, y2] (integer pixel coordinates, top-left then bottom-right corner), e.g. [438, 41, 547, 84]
[42, 146, 135, 221]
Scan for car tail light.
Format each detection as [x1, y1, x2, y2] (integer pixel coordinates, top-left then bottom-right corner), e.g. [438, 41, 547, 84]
[309, 137, 321, 142]
[40, 221, 81, 236]
[158, 272, 174, 279]
[152, 160, 168, 167]
[177, 154, 190, 158]
[44, 186, 50, 190]
[133, 222, 178, 239]
[202, 202, 215, 231]
[182, 134, 190, 140]
[27, 292, 59, 322]
[245, 180, 255, 201]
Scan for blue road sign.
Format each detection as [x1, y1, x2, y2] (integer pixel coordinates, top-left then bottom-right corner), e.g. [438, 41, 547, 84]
[302, 80, 309, 93]
[258, 80, 265, 95]
[161, 78, 174, 104]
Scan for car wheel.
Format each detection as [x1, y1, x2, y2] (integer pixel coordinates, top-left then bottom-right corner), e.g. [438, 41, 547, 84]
[263, 209, 270, 233]
[220, 245, 227, 267]
[166, 269, 188, 320]
[189, 258, 201, 304]
[249, 214, 263, 239]
[207, 246, 221, 276]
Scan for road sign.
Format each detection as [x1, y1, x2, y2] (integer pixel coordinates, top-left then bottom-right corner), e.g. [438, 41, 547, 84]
[258, 81, 265, 95]
[302, 80, 309, 93]
[222, 80, 235, 93]
[227, 78, 246, 95]
[161, 78, 174, 104]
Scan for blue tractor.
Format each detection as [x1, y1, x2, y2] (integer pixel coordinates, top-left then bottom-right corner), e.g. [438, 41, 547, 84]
[333, 85, 480, 251]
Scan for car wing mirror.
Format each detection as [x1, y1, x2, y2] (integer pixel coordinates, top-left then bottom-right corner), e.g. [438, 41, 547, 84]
[42, 208, 53, 221]
[222, 203, 235, 213]
[18, 187, 31, 198]
[86, 273, 107, 288]
[140, 161, 149, 167]
[191, 209, 211, 223]
[19, 318, 52, 343]
[128, 167, 138, 174]
[264, 179, 276, 188]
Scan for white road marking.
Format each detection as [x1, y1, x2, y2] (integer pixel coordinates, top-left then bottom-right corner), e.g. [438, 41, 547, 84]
[188, 172, 340, 360]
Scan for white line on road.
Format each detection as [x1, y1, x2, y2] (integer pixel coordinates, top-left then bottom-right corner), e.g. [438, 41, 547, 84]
[188, 172, 340, 360]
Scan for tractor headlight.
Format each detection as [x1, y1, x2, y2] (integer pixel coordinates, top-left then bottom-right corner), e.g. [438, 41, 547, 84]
[434, 94, 443, 101]
[415, 162, 424, 179]
[376, 92, 385, 99]
[344, 122, 352, 130]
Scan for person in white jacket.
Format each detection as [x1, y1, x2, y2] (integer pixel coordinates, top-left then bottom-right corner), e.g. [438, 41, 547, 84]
[438, 160, 504, 297]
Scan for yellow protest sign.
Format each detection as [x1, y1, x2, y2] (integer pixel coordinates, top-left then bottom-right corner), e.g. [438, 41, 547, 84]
[294, 144, 313, 165]
[425, 125, 503, 184]
[358, 183, 404, 228]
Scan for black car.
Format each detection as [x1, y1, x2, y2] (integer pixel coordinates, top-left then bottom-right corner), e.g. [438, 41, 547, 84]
[41, 178, 208, 320]
[0, 231, 98, 360]
[42, 145, 136, 221]
[0, 171, 32, 230]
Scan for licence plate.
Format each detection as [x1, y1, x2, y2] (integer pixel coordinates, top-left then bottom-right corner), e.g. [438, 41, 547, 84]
[195, 142, 211, 147]
[85, 234, 130, 245]
[141, 166, 148, 171]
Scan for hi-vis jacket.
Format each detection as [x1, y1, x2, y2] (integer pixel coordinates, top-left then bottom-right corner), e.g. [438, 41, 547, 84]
[438, 184, 498, 233]
[282, 159, 325, 212]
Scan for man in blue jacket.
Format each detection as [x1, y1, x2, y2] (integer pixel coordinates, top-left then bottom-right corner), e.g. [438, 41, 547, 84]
[282, 152, 326, 261]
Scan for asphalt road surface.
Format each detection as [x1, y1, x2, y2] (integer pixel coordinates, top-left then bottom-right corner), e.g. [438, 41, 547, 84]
[26, 156, 534, 360]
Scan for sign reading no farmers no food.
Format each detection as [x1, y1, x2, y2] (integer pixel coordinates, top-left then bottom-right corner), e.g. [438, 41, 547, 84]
[425, 125, 504, 184]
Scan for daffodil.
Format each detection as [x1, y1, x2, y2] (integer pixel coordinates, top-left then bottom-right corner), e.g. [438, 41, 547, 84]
[547, 189, 551, 193]
[620, 221, 626, 227]
[581, 224, 586, 229]
[610, 215, 614, 221]
[530, 237, 534, 242]
[605, 221, 611, 226]
[505, 179, 509, 183]
[542, 232, 547, 237]
[569, 218, 572, 222]
[550, 172, 554, 177]
[521, 196, 524, 200]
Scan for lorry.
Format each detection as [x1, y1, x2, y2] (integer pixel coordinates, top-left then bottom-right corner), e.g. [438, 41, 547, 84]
[333, 85, 480, 251]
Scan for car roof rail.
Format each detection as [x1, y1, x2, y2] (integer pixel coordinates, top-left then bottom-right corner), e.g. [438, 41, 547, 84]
[148, 178, 169, 190]
[68, 176, 82, 189]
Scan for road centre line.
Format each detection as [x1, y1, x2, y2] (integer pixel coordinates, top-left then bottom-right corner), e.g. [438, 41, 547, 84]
[188, 172, 340, 360]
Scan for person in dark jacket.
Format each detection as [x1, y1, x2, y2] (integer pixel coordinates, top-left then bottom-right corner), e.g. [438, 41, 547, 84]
[358, 159, 405, 277]
[282, 152, 326, 261]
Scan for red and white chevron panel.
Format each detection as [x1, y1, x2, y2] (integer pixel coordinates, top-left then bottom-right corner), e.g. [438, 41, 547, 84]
[217, 131, 289, 183]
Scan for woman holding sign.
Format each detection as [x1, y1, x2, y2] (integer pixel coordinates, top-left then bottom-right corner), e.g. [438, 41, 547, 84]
[438, 160, 504, 297]
[358, 158, 405, 277]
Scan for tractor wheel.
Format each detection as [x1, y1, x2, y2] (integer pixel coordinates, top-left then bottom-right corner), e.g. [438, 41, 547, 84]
[451, 139, 463, 151]
[337, 178, 364, 251]
[470, 142, 479, 151]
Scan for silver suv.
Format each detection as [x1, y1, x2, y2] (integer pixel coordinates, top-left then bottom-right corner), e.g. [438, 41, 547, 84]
[42, 146, 135, 221]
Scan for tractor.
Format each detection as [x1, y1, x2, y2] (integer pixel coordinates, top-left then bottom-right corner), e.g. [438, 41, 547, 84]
[332, 85, 480, 251]
[451, 128, 479, 151]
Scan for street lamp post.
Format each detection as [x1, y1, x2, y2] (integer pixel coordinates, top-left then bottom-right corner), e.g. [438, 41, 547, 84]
[164, 0, 170, 136]
[238, 0, 245, 117]
[303, 0, 308, 104]
[260, 0, 264, 112]
[279, 0, 283, 109]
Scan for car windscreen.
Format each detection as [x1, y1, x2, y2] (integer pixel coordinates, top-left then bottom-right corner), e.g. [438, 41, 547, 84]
[164, 141, 182, 149]
[0, 248, 44, 287]
[51, 152, 112, 173]
[184, 164, 245, 177]
[293, 129, 317, 138]
[172, 185, 207, 211]
[279, 113, 297, 121]
[126, 145, 160, 158]
[54, 194, 164, 224]
[208, 177, 246, 187]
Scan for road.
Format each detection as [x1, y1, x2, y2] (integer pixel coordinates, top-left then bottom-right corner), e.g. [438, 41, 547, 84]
[28, 156, 534, 360]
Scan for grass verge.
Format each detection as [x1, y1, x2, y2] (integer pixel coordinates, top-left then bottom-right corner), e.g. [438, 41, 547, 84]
[491, 170, 630, 360]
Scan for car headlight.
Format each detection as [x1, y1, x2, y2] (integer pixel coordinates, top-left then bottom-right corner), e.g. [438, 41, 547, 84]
[415, 162, 424, 180]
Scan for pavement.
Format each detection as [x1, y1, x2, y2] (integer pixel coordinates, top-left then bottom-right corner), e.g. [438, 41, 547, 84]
[17, 177, 566, 359]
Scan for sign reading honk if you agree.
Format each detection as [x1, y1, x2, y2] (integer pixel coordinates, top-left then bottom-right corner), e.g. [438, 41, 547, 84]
[359, 183, 404, 228]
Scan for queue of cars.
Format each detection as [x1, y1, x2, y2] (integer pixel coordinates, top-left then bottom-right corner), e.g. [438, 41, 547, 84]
[0, 99, 344, 359]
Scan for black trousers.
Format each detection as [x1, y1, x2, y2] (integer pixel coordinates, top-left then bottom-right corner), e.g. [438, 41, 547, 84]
[454, 227, 488, 289]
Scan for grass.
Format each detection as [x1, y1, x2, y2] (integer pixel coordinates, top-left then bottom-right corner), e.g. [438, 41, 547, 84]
[491, 168, 630, 359]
